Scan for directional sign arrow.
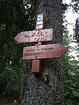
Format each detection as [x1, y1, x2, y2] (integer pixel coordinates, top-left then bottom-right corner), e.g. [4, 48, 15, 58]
[14, 29, 53, 44]
[22, 43, 67, 60]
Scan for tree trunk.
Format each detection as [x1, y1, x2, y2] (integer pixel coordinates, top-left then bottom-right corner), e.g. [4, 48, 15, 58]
[23, 0, 64, 105]
[74, 17, 79, 42]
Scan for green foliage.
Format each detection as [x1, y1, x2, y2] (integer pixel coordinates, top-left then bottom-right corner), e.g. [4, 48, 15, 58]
[0, 0, 36, 99]
[63, 28, 79, 105]
[1, 66, 19, 94]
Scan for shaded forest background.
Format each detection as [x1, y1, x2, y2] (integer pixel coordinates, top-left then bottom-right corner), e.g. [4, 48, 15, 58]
[0, 0, 79, 105]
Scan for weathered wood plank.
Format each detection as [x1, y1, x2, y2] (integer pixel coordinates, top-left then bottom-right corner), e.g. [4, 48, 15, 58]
[22, 43, 67, 60]
[14, 29, 53, 43]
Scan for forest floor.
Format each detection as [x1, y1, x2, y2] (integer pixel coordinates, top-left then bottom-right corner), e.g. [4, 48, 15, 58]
[0, 99, 20, 105]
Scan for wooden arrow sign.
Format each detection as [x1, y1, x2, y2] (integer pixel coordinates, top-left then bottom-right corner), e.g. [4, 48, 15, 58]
[22, 43, 67, 60]
[14, 29, 53, 43]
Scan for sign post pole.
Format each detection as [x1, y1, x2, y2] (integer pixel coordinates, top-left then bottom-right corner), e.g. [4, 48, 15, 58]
[32, 14, 45, 73]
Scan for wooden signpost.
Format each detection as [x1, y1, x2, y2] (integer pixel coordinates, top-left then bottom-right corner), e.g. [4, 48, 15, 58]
[14, 29, 53, 44]
[14, 14, 67, 73]
[22, 44, 67, 60]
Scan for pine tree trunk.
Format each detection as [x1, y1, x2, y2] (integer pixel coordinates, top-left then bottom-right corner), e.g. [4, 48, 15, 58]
[23, 0, 64, 105]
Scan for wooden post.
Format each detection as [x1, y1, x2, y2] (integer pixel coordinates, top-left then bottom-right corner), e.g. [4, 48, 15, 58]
[32, 60, 41, 73]
[32, 14, 45, 73]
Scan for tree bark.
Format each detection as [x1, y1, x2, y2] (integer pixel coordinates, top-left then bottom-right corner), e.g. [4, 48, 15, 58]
[74, 17, 79, 42]
[23, 0, 64, 105]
